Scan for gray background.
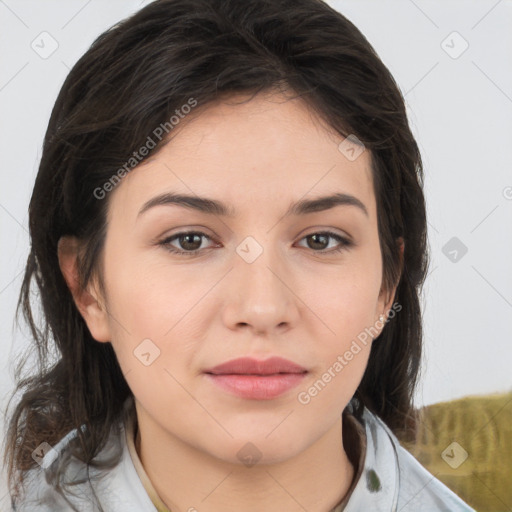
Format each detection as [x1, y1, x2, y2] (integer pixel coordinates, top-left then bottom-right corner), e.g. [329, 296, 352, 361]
[1, 0, 512, 506]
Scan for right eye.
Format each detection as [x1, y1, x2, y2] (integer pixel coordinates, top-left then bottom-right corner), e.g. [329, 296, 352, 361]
[159, 231, 218, 256]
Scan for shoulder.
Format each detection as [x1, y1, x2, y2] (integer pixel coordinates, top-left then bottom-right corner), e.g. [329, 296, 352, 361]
[13, 426, 86, 511]
[12, 417, 154, 512]
[351, 407, 476, 512]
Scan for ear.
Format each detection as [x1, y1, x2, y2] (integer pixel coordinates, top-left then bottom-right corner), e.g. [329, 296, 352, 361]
[377, 237, 404, 320]
[57, 236, 111, 343]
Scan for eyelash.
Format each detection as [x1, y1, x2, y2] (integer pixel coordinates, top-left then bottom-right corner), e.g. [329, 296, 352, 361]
[158, 230, 353, 256]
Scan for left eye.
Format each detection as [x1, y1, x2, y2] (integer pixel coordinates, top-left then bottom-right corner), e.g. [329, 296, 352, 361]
[159, 230, 352, 256]
[296, 232, 352, 253]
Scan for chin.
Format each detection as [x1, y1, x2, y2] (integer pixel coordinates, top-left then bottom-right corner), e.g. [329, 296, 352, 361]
[204, 434, 307, 468]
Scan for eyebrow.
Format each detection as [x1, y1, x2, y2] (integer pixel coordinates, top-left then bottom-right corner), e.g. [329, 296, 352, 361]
[137, 191, 369, 219]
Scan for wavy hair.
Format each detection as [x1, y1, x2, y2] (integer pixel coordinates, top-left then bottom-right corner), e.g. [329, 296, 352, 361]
[3, 0, 429, 509]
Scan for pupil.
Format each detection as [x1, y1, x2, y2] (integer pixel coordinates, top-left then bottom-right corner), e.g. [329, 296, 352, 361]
[309, 234, 327, 250]
[182, 234, 200, 250]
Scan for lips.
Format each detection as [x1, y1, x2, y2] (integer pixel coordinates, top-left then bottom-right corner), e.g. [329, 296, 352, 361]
[205, 356, 307, 375]
[204, 357, 308, 400]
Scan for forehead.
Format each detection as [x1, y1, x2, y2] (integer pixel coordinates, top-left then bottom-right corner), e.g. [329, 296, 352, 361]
[108, 92, 376, 222]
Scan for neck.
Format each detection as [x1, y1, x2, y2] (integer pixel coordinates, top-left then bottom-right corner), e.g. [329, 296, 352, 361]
[134, 408, 356, 512]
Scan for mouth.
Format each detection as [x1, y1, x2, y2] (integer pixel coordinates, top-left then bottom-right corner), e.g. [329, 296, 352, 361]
[203, 356, 308, 400]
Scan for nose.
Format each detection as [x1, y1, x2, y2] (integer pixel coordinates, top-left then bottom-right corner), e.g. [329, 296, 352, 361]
[221, 238, 300, 336]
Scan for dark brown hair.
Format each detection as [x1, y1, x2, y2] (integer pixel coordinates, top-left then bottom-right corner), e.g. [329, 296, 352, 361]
[3, 0, 428, 508]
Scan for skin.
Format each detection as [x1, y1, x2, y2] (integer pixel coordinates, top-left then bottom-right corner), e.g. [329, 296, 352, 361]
[59, 91, 402, 512]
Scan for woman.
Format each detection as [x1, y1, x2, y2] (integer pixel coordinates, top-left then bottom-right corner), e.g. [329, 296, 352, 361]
[3, 0, 475, 510]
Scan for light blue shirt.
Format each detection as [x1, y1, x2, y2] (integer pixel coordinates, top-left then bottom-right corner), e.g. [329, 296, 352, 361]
[13, 402, 475, 511]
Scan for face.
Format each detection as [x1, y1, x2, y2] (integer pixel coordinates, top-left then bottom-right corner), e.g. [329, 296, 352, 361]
[68, 91, 398, 465]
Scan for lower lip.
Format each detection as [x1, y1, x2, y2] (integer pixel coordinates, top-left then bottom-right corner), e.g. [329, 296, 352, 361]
[205, 373, 307, 400]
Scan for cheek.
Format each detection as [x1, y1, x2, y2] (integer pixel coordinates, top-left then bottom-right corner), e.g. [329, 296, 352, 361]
[103, 245, 199, 337]
[101, 247, 210, 382]
[303, 257, 382, 336]
[296, 255, 381, 397]
[296, 340, 371, 430]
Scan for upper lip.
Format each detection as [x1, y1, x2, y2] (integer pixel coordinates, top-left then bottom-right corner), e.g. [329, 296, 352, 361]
[204, 357, 308, 375]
